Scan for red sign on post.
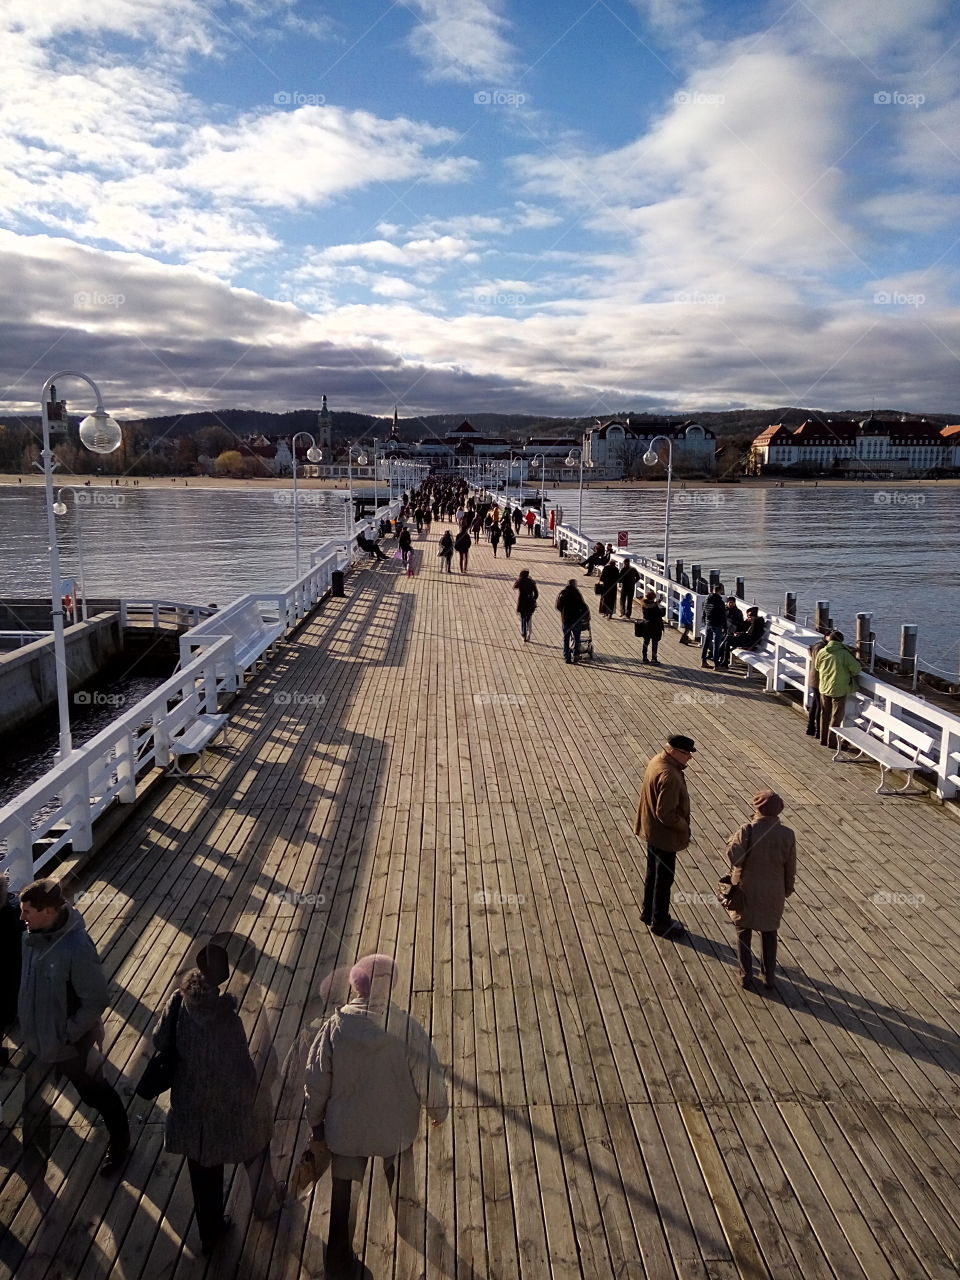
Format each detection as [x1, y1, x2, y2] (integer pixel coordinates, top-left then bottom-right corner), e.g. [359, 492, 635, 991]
[617, 531, 629, 547]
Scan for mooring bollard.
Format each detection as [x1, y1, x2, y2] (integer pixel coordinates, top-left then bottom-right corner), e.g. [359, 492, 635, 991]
[696, 577, 709, 595]
[784, 592, 797, 621]
[690, 564, 701, 590]
[899, 624, 918, 679]
[855, 612, 874, 667]
[709, 568, 721, 591]
[735, 576, 745, 600]
[815, 600, 831, 633]
[332, 571, 345, 598]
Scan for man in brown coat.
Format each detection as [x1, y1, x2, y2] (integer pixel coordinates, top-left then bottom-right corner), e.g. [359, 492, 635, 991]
[635, 735, 696, 939]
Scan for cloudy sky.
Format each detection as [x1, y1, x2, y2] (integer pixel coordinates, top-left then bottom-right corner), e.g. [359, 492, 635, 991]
[2, 0, 959, 419]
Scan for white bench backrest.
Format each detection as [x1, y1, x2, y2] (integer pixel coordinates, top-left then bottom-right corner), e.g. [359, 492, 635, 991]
[860, 703, 935, 757]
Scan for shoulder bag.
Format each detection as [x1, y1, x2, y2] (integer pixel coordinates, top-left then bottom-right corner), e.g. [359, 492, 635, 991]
[717, 825, 752, 913]
[135, 991, 183, 1100]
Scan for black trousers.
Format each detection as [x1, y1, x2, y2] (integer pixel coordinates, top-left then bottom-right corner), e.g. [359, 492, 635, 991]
[188, 1159, 226, 1250]
[22, 1029, 129, 1182]
[806, 689, 821, 736]
[736, 929, 778, 982]
[642, 844, 677, 928]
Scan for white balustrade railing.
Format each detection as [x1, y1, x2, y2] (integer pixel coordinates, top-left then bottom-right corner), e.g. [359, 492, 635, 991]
[471, 484, 960, 801]
[0, 514, 406, 883]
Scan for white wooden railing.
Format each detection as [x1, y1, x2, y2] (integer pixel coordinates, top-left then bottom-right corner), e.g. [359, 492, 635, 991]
[472, 485, 960, 801]
[0, 507, 403, 883]
[119, 600, 216, 629]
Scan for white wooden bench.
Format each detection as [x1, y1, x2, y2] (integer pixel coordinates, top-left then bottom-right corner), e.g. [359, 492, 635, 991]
[731, 617, 821, 693]
[832, 701, 933, 795]
[180, 598, 284, 687]
[168, 712, 231, 777]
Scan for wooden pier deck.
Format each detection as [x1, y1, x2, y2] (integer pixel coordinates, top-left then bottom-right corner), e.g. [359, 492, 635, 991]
[3, 530, 960, 1280]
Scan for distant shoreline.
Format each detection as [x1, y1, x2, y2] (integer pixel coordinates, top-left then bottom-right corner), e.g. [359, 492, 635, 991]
[1, 473, 958, 493]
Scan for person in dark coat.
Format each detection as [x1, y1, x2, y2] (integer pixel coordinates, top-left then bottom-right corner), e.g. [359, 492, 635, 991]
[598, 561, 619, 618]
[729, 606, 765, 651]
[513, 570, 539, 642]
[155, 945, 281, 1254]
[489, 522, 501, 556]
[724, 791, 796, 991]
[453, 528, 472, 573]
[701, 585, 727, 668]
[618, 558, 641, 618]
[640, 590, 666, 664]
[398, 526, 413, 566]
[0, 873, 24, 1068]
[716, 597, 745, 667]
[555, 580, 590, 663]
[356, 532, 389, 561]
[501, 523, 516, 558]
[437, 530, 454, 573]
[512, 506, 523, 533]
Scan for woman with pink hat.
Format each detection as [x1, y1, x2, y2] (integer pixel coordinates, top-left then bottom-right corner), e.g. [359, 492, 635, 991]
[723, 791, 797, 992]
[302, 954, 448, 1278]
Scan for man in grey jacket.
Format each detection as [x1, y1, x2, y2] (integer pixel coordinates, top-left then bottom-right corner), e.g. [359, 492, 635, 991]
[19, 878, 129, 1179]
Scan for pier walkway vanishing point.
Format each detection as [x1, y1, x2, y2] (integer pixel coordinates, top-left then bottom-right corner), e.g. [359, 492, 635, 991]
[2, 530, 960, 1280]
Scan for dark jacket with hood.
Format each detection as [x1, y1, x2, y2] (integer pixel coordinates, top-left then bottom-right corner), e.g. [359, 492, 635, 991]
[156, 978, 272, 1165]
[19, 904, 107, 1063]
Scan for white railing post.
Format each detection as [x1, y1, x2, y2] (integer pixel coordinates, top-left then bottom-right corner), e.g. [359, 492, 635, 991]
[63, 764, 93, 853]
[116, 734, 137, 803]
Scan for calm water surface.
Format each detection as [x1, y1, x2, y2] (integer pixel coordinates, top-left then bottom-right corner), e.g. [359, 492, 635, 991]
[1, 482, 957, 676]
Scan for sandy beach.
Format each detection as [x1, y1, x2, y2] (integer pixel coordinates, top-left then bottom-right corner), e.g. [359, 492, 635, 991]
[1, 473, 956, 493]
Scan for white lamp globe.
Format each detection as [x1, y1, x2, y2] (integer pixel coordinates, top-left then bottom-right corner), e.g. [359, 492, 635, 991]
[643, 449, 658, 466]
[356, 453, 368, 465]
[79, 411, 122, 454]
[565, 454, 577, 467]
[306, 446, 322, 463]
[53, 500, 68, 516]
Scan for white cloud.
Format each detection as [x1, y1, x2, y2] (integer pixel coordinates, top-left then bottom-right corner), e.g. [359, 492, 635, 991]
[179, 106, 477, 207]
[321, 236, 481, 267]
[405, 0, 516, 82]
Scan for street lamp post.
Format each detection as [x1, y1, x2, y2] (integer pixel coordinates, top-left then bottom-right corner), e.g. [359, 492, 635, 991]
[346, 445, 368, 535]
[40, 371, 122, 760]
[529, 453, 546, 525]
[52, 488, 89, 622]
[643, 435, 674, 574]
[564, 447, 593, 533]
[291, 431, 323, 577]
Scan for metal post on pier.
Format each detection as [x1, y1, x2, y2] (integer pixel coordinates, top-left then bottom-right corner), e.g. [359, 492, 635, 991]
[855, 613, 874, 668]
[784, 592, 797, 621]
[899, 625, 918, 682]
[815, 601, 831, 633]
[709, 569, 721, 591]
[691, 564, 701, 590]
[675, 559, 684, 584]
[735, 576, 745, 600]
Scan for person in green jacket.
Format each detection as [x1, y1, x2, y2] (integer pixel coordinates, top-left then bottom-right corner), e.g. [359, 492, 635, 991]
[815, 631, 862, 748]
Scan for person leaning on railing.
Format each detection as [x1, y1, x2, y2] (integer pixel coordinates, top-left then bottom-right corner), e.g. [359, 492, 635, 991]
[815, 631, 862, 750]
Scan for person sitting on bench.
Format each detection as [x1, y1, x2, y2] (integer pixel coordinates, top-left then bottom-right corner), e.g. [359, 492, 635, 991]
[730, 606, 766, 651]
[357, 532, 389, 561]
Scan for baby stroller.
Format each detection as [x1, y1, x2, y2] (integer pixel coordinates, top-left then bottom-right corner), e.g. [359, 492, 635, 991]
[576, 618, 595, 662]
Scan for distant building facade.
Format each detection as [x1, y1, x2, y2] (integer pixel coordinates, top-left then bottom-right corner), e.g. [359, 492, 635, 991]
[583, 419, 716, 477]
[749, 416, 960, 476]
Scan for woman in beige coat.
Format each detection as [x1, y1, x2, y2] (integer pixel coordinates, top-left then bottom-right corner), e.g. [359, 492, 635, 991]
[724, 791, 796, 991]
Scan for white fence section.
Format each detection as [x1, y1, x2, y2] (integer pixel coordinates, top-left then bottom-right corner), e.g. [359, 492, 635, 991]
[471, 485, 960, 801]
[0, 508, 403, 884]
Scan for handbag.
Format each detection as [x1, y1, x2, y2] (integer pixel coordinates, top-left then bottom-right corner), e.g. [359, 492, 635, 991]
[291, 1138, 333, 1195]
[633, 620, 648, 638]
[717, 826, 752, 912]
[594, 582, 603, 595]
[135, 992, 182, 1100]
